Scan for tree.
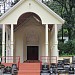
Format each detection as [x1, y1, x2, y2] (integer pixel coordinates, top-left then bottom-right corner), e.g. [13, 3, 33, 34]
[11, 0, 20, 6]
[53, 0, 75, 40]
[45, 0, 75, 40]
[44, 0, 75, 55]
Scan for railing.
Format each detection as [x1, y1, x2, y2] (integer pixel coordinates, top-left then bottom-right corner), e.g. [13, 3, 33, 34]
[40, 56, 57, 68]
[1, 56, 20, 69]
[18, 56, 20, 69]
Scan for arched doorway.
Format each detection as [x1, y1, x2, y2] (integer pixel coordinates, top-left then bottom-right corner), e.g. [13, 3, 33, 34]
[17, 12, 44, 62]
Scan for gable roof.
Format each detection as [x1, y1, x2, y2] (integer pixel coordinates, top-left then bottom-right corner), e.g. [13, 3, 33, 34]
[0, 0, 65, 24]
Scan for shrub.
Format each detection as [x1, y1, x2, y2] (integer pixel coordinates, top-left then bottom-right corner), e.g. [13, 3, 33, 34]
[58, 39, 75, 56]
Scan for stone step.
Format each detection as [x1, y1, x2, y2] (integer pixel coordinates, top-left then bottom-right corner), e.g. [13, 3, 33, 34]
[18, 63, 40, 75]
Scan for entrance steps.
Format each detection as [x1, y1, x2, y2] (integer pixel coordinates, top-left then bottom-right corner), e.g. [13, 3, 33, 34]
[18, 63, 40, 75]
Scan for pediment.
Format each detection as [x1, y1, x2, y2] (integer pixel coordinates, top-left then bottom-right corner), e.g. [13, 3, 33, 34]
[0, 0, 64, 24]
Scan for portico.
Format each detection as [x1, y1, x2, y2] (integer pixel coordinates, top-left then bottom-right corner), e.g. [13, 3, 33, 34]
[0, 0, 64, 63]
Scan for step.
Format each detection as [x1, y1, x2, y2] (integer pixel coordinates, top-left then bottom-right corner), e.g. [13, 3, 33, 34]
[19, 67, 40, 69]
[19, 63, 40, 67]
[19, 63, 40, 69]
[18, 73, 40, 75]
[19, 69, 40, 73]
[18, 63, 40, 75]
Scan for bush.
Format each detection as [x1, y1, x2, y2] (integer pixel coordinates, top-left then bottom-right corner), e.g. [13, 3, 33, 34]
[58, 39, 75, 56]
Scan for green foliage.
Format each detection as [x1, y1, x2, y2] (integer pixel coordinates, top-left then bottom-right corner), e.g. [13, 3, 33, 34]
[11, 0, 20, 6]
[45, 0, 75, 40]
[45, 0, 75, 56]
[58, 29, 68, 37]
[58, 39, 75, 56]
[48, 1, 62, 16]
[53, 0, 75, 40]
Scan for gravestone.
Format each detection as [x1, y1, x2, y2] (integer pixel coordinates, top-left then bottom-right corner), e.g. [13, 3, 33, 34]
[72, 56, 75, 64]
[41, 63, 50, 75]
[63, 59, 70, 64]
[12, 64, 18, 74]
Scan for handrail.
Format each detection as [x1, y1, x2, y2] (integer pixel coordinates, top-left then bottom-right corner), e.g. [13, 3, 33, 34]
[1, 56, 20, 69]
[18, 56, 20, 69]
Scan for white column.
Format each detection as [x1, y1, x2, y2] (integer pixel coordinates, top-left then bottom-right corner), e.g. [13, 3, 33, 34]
[55, 24, 58, 45]
[45, 24, 48, 62]
[51, 24, 58, 63]
[2, 24, 5, 62]
[2, 24, 5, 56]
[6, 28, 9, 63]
[11, 24, 14, 62]
[55, 24, 58, 63]
[6, 28, 8, 56]
[54, 24, 58, 58]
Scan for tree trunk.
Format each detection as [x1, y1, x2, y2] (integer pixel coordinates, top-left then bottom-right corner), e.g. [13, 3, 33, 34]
[68, 28, 71, 40]
[61, 25, 64, 42]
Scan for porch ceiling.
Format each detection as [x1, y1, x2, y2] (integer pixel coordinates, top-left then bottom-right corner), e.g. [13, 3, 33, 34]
[7, 23, 53, 31]
[48, 24, 53, 31]
[14, 12, 42, 30]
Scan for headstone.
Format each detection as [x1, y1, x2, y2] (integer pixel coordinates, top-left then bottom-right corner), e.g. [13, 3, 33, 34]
[72, 56, 75, 63]
[3, 66, 12, 74]
[63, 59, 70, 64]
[12, 64, 18, 74]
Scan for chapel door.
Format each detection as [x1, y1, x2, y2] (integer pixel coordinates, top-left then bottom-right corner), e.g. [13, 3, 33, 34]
[27, 46, 39, 60]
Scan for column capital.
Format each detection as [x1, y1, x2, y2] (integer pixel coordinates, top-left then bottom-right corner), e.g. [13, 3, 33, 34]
[54, 24, 57, 25]
[45, 24, 49, 25]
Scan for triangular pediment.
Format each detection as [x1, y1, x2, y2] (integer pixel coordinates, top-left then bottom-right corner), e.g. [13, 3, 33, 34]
[0, 0, 65, 24]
